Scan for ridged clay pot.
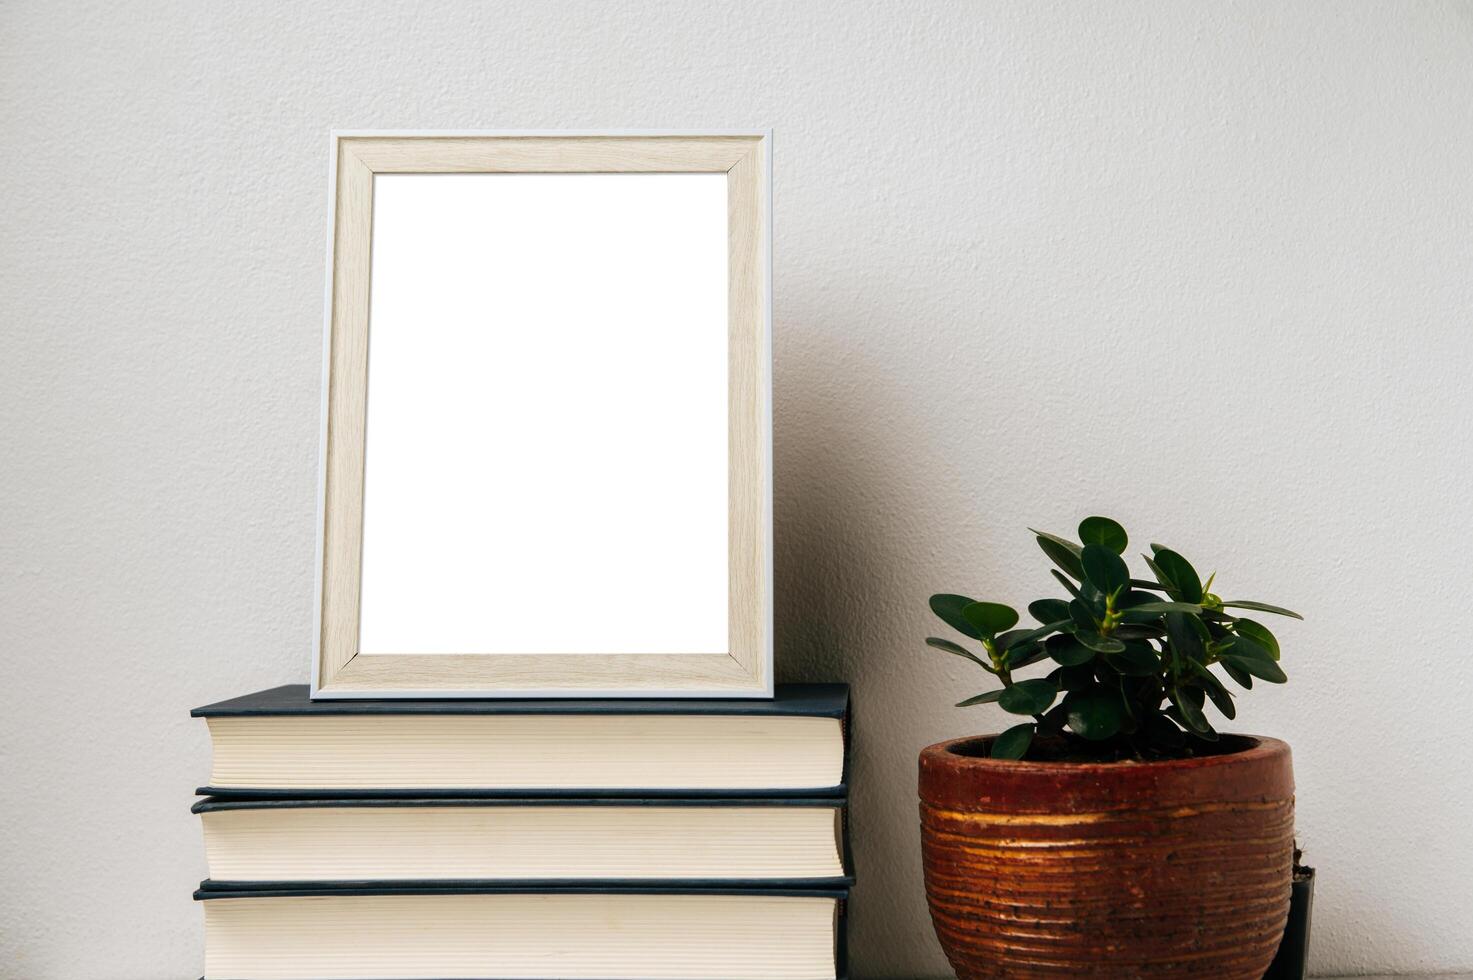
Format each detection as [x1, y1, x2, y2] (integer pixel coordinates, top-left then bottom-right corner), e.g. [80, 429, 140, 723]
[919, 734, 1294, 979]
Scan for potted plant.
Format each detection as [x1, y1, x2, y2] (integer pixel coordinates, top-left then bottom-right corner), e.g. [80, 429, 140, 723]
[919, 517, 1304, 979]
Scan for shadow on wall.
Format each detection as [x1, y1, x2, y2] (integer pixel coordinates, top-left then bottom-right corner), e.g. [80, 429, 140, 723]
[771, 309, 996, 978]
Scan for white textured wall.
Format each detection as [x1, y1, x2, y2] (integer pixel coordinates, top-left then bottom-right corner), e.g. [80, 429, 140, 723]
[3, 2, 1471, 977]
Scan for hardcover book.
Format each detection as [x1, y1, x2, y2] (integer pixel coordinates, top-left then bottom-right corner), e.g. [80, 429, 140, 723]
[195, 884, 847, 980]
[192, 684, 848, 797]
[195, 796, 852, 888]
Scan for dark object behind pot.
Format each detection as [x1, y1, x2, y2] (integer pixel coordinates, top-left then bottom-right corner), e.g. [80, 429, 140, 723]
[1264, 866, 1315, 979]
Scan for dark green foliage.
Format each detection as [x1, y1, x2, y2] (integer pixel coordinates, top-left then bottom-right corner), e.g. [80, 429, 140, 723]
[1046, 633, 1095, 666]
[999, 678, 1058, 715]
[961, 601, 1019, 637]
[1078, 516, 1128, 554]
[1028, 598, 1070, 624]
[1063, 688, 1126, 741]
[990, 723, 1035, 759]
[1081, 544, 1130, 595]
[924, 516, 1301, 761]
[955, 689, 1006, 707]
[929, 594, 984, 639]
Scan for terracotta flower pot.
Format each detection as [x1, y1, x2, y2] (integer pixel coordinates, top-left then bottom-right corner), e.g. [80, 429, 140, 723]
[919, 734, 1294, 979]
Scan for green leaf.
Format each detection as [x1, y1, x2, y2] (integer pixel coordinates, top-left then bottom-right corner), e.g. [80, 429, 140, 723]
[1081, 543, 1130, 595]
[1221, 659, 1254, 689]
[1074, 630, 1126, 654]
[1220, 652, 1288, 684]
[1222, 600, 1303, 620]
[1235, 619, 1280, 661]
[961, 601, 1019, 638]
[999, 620, 1070, 650]
[1164, 611, 1206, 666]
[955, 689, 1006, 707]
[1037, 702, 1069, 734]
[999, 678, 1058, 715]
[1141, 553, 1179, 599]
[1224, 631, 1274, 664]
[1063, 688, 1126, 741]
[1051, 662, 1096, 691]
[1028, 598, 1070, 625]
[1006, 643, 1051, 669]
[1078, 516, 1128, 555]
[1164, 704, 1215, 740]
[1128, 601, 1204, 615]
[1141, 711, 1187, 750]
[1114, 623, 1166, 640]
[1046, 633, 1096, 667]
[1114, 673, 1137, 720]
[994, 628, 1031, 651]
[929, 594, 983, 639]
[1031, 529, 1084, 581]
[925, 637, 989, 670]
[1188, 661, 1237, 719]
[1150, 547, 1203, 603]
[1105, 642, 1160, 677]
[1119, 592, 1172, 624]
[1171, 684, 1211, 732]
[1069, 598, 1100, 631]
[990, 723, 1035, 760]
[1051, 569, 1086, 602]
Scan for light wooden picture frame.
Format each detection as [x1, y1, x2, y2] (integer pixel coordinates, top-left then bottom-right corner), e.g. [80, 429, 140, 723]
[311, 131, 772, 699]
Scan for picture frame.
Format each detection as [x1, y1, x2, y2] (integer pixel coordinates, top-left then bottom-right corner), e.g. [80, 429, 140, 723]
[310, 131, 772, 699]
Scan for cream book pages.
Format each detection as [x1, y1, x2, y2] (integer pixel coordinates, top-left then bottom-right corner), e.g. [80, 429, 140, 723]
[200, 891, 841, 980]
[198, 800, 849, 884]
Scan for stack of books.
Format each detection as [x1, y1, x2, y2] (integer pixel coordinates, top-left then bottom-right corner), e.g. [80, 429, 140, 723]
[191, 683, 852, 979]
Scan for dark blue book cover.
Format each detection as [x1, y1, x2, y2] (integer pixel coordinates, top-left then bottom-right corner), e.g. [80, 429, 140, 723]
[192, 683, 848, 717]
[195, 882, 848, 900]
[193, 684, 850, 800]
